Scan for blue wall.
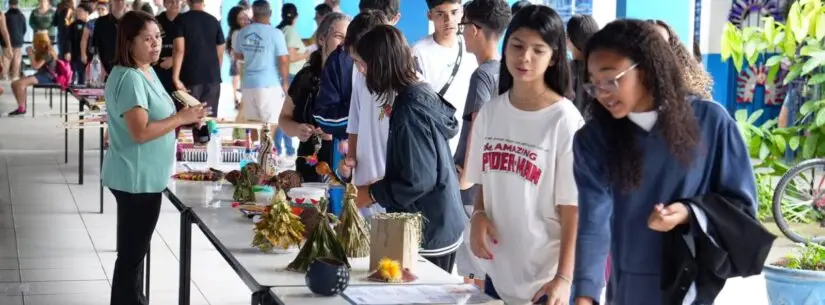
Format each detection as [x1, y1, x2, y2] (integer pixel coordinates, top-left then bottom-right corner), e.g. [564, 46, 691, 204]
[616, 0, 692, 47]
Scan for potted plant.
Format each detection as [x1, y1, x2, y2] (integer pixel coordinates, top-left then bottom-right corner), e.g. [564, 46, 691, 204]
[763, 243, 825, 304]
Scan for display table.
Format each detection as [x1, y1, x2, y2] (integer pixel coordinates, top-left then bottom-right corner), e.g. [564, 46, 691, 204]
[164, 166, 462, 305]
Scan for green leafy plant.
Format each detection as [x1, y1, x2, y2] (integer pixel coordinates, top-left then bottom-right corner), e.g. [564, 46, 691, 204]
[723, 0, 825, 161]
[735, 109, 790, 175]
[780, 242, 825, 271]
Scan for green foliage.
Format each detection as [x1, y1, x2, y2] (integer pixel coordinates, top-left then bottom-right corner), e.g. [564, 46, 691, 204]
[755, 173, 775, 221]
[783, 243, 825, 271]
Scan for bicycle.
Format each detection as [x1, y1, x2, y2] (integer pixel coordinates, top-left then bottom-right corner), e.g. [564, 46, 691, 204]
[771, 158, 825, 244]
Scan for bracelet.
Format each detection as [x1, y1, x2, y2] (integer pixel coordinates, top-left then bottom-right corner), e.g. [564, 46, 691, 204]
[555, 274, 572, 284]
[471, 209, 486, 219]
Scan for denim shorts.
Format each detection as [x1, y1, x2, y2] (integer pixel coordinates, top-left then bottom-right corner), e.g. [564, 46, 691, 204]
[33, 71, 54, 84]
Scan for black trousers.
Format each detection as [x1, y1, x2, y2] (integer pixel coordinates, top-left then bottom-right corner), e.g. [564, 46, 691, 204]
[188, 83, 221, 113]
[109, 189, 162, 305]
[424, 251, 457, 273]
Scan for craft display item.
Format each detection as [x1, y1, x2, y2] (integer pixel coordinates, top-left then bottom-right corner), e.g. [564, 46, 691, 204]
[233, 203, 267, 218]
[172, 170, 222, 182]
[233, 166, 256, 202]
[244, 162, 263, 184]
[277, 170, 303, 191]
[298, 135, 323, 166]
[257, 124, 274, 177]
[225, 170, 242, 185]
[287, 198, 350, 273]
[251, 190, 305, 251]
[369, 213, 423, 272]
[336, 183, 370, 258]
[315, 161, 344, 185]
[265, 175, 280, 188]
[367, 257, 417, 283]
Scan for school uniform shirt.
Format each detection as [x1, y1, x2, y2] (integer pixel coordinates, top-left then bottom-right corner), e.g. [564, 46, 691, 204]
[572, 100, 758, 305]
[102, 67, 177, 194]
[346, 69, 389, 187]
[313, 45, 354, 139]
[412, 35, 478, 153]
[464, 94, 583, 305]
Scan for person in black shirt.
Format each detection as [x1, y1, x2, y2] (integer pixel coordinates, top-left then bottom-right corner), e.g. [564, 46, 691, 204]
[154, 0, 183, 96]
[81, 0, 126, 75]
[3, 0, 26, 80]
[53, 0, 74, 58]
[67, 2, 90, 84]
[172, 0, 225, 112]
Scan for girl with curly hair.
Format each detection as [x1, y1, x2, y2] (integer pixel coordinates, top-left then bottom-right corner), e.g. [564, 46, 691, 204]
[648, 19, 713, 99]
[572, 19, 760, 304]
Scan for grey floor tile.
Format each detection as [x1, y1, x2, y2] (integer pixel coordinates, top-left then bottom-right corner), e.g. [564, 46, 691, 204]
[149, 291, 210, 305]
[0, 282, 30, 295]
[0, 270, 19, 282]
[0, 294, 23, 305]
[0, 258, 18, 270]
[0, 212, 13, 229]
[17, 280, 110, 295]
[18, 257, 101, 270]
[8, 184, 73, 207]
[20, 266, 107, 282]
[13, 214, 86, 231]
[24, 293, 109, 305]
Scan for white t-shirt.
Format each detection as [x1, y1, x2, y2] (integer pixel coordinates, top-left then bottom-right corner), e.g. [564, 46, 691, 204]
[346, 68, 390, 186]
[412, 35, 478, 153]
[465, 93, 583, 305]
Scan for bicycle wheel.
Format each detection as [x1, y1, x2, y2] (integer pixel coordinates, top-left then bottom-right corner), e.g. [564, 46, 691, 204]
[771, 158, 825, 245]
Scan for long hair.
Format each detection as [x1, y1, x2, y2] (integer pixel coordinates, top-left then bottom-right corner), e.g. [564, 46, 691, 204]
[226, 6, 246, 53]
[499, 5, 571, 98]
[648, 19, 713, 99]
[354, 25, 419, 106]
[276, 3, 297, 30]
[585, 19, 700, 191]
[308, 12, 349, 74]
[32, 32, 56, 61]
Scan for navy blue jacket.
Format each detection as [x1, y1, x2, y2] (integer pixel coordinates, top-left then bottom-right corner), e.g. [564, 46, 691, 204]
[369, 83, 465, 256]
[312, 45, 354, 139]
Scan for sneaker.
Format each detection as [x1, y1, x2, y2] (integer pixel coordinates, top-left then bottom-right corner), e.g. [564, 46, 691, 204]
[8, 108, 25, 116]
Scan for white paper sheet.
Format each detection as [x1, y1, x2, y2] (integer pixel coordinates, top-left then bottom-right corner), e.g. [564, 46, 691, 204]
[342, 284, 498, 305]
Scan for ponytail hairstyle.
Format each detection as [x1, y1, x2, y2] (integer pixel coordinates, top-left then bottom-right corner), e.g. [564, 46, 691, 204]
[276, 3, 298, 30]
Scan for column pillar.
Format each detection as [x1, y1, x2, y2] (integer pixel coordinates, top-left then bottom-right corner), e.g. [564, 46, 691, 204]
[701, 0, 733, 108]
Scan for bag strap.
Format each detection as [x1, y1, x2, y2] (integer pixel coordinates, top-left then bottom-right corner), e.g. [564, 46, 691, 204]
[438, 38, 464, 97]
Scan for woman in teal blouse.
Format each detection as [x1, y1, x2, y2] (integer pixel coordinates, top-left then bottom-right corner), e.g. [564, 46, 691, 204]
[102, 10, 205, 305]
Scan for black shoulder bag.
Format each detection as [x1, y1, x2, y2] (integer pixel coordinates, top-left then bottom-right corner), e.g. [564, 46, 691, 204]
[438, 38, 464, 97]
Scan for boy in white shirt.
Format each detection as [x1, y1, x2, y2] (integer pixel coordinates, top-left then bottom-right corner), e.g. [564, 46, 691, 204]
[412, 0, 478, 153]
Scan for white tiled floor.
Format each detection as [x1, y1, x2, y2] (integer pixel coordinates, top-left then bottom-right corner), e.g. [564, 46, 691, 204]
[0, 83, 777, 305]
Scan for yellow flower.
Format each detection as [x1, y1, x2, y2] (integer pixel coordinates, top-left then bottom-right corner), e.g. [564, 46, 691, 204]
[377, 257, 402, 282]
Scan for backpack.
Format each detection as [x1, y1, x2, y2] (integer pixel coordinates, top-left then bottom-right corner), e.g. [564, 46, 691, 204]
[51, 59, 74, 89]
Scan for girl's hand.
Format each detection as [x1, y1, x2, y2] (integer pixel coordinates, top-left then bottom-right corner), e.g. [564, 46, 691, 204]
[647, 202, 689, 232]
[533, 276, 572, 305]
[295, 124, 314, 141]
[337, 157, 356, 179]
[176, 105, 207, 125]
[355, 185, 373, 208]
[469, 211, 498, 259]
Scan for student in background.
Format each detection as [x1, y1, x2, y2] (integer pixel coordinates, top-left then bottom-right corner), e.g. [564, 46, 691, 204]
[307, 3, 333, 54]
[648, 19, 713, 99]
[173, 0, 226, 112]
[466, 6, 580, 305]
[275, 2, 307, 160]
[454, 0, 510, 288]
[3, 0, 26, 81]
[53, 0, 74, 58]
[352, 25, 465, 273]
[154, 0, 184, 96]
[566, 14, 599, 117]
[83, 0, 127, 75]
[7, 32, 58, 116]
[226, 5, 249, 108]
[510, 0, 530, 15]
[313, 0, 401, 139]
[30, 0, 56, 42]
[67, 2, 91, 84]
[413, 0, 478, 153]
[234, 0, 289, 141]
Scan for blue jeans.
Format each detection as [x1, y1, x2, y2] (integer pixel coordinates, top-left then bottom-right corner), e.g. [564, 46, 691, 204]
[275, 127, 295, 156]
[484, 277, 575, 304]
